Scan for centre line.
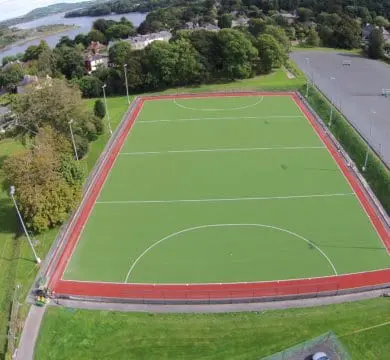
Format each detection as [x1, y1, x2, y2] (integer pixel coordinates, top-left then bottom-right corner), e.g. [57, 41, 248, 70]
[96, 193, 355, 205]
[120, 146, 325, 156]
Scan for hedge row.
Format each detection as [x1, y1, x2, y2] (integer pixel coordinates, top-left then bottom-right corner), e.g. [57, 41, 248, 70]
[300, 85, 390, 215]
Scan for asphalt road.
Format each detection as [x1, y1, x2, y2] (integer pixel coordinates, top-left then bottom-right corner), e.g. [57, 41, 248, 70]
[290, 51, 390, 168]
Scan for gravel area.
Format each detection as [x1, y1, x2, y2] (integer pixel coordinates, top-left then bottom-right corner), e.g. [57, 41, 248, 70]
[290, 51, 390, 168]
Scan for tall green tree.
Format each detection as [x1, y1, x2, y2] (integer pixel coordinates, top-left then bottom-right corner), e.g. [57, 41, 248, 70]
[332, 16, 361, 49]
[256, 34, 286, 74]
[264, 25, 290, 52]
[54, 46, 84, 79]
[305, 28, 321, 47]
[37, 48, 58, 76]
[109, 41, 132, 66]
[94, 99, 106, 119]
[218, 13, 233, 28]
[368, 28, 384, 59]
[217, 29, 258, 79]
[4, 127, 83, 233]
[0, 63, 24, 91]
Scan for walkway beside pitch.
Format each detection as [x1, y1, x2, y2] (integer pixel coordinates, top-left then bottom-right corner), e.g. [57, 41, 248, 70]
[15, 305, 45, 360]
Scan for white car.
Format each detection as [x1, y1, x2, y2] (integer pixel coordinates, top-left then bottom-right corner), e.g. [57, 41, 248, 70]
[312, 352, 329, 360]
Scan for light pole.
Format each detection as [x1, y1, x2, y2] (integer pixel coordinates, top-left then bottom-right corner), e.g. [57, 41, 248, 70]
[123, 64, 130, 105]
[328, 76, 336, 127]
[102, 84, 112, 135]
[68, 119, 79, 161]
[362, 110, 376, 172]
[305, 57, 310, 97]
[9, 186, 41, 264]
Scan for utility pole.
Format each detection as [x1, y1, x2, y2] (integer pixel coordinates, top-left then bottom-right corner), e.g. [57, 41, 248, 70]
[68, 119, 79, 161]
[9, 186, 41, 264]
[102, 84, 113, 135]
[305, 57, 310, 97]
[123, 64, 130, 105]
[328, 76, 336, 127]
[362, 110, 376, 172]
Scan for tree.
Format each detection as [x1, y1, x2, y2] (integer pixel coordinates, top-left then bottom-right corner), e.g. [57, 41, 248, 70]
[56, 36, 74, 48]
[217, 29, 258, 79]
[4, 127, 82, 233]
[54, 46, 84, 79]
[256, 34, 286, 74]
[37, 48, 58, 76]
[23, 45, 40, 61]
[74, 33, 89, 47]
[87, 29, 106, 44]
[93, 18, 110, 34]
[94, 99, 106, 119]
[332, 16, 361, 49]
[264, 25, 290, 52]
[248, 18, 267, 37]
[297, 8, 313, 22]
[218, 13, 233, 28]
[78, 76, 103, 98]
[106, 24, 135, 40]
[109, 41, 132, 66]
[305, 28, 321, 47]
[171, 39, 202, 85]
[0, 63, 24, 91]
[374, 16, 389, 28]
[368, 28, 384, 59]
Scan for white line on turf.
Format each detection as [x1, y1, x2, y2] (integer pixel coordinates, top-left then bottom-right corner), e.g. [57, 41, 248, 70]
[124, 223, 338, 283]
[138, 115, 305, 123]
[173, 96, 264, 111]
[97, 193, 355, 205]
[120, 146, 325, 156]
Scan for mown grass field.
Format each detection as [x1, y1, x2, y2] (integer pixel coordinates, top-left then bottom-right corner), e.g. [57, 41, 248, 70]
[34, 298, 390, 360]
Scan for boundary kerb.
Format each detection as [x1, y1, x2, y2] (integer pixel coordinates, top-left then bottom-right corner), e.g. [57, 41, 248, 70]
[45, 91, 389, 304]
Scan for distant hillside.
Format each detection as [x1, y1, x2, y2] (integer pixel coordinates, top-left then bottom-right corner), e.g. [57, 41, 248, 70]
[0, 1, 108, 27]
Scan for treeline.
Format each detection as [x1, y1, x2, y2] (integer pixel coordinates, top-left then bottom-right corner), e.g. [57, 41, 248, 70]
[79, 26, 287, 97]
[3, 80, 106, 232]
[65, 0, 186, 18]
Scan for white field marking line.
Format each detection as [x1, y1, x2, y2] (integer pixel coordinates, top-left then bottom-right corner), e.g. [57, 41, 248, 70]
[294, 99, 390, 256]
[340, 321, 390, 337]
[97, 193, 355, 205]
[120, 146, 325, 156]
[61, 267, 390, 285]
[173, 96, 264, 111]
[124, 223, 338, 283]
[61, 101, 146, 280]
[138, 115, 305, 123]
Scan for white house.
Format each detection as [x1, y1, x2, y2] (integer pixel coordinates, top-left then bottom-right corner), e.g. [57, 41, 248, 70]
[84, 54, 109, 74]
[126, 31, 172, 50]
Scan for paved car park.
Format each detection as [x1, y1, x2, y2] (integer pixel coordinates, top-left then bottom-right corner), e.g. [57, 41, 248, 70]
[291, 51, 390, 168]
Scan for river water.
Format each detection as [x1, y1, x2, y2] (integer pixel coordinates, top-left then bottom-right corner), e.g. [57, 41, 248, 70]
[0, 12, 146, 61]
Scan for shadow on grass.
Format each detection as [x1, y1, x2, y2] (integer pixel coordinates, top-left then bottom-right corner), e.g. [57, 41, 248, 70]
[0, 196, 19, 235]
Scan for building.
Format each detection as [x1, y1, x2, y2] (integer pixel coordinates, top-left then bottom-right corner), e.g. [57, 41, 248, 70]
[87, 41, 106, 54]
[125, 31, 172, 50]
[183, 22, 220, 32]
[362, 23, 390, 43]
[17, 75, 39, 94]
[84, 53, 109, 74]
[279, 12, 297, 25]
[232, 16, 249, 28]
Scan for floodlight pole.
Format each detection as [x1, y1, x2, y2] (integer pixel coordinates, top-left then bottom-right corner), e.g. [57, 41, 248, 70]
[68, 119, 79, 161]
[328, 77, 336, 127]
[305, 57, 310, 97]
[362, 110, 376, 172]
[123, 64, 130, 105]
[102, 84, 113, 135]
[9, 186, 41, 264]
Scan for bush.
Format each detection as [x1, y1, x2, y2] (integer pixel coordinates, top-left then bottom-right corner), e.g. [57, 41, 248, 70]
[94, 99, 106, 119]
[302, 86, 390, 214]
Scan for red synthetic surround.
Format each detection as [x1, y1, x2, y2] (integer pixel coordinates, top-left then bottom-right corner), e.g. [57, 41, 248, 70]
[49, 92, 390, 301]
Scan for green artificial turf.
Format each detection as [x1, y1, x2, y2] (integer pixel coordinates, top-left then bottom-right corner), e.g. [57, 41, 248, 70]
[63, 95, 390, 284]
[34, 298, 390, 360]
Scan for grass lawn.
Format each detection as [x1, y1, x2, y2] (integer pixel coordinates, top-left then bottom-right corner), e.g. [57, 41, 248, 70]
[63, 94, 389, 284]
[34, 298, 390, 360]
